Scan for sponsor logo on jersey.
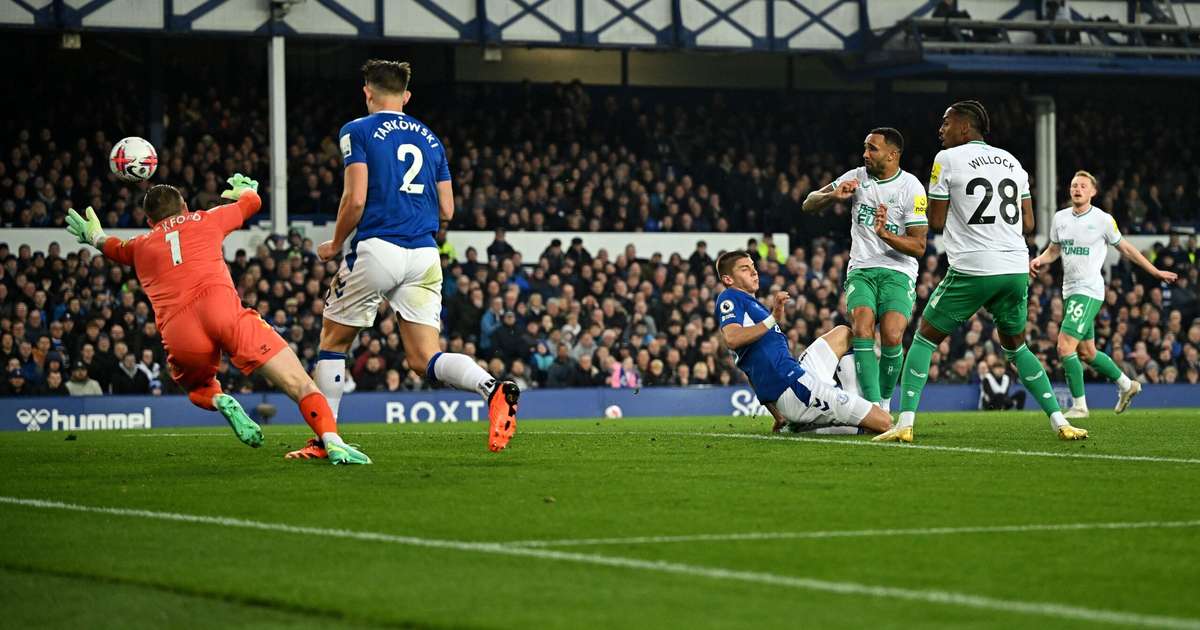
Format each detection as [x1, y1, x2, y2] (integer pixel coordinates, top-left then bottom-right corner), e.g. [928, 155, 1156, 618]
[914, 194, 928, 216]
[1060, 239, 1090, 256]
[340, 134, 353, 159]
[930, 163, 942, 186]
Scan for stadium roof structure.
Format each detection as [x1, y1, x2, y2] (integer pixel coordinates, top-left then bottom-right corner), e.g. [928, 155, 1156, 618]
[867, 17, 1200, 78]
[4, 0, 1198, 78]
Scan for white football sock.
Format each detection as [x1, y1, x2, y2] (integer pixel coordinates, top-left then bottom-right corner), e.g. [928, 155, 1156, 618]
[879, 397, 892, 412]
[322, 432, 346, 447]
[1050, 411, 1068, 429]
[431, 352, 495, 399]
[314, 351, 346, 419]
[1116, 374, 1132, 390]
[836, 354, 860, 395]
[1072, 395, 1088, 409]
[897, 411, 915, 428]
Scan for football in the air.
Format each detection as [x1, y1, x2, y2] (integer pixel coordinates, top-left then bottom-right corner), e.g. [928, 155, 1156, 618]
[604, 405, 623, 418]
[109, 136, 158, 182]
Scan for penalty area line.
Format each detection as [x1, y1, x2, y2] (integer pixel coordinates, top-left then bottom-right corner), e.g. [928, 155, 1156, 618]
[1, 496, 1198, 630]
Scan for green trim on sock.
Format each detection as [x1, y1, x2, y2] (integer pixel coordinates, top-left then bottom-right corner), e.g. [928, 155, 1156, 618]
[1063, 352, 1085, 398]
[852, 337, 881, 402]
[899, 334, 937, 413]
[1007, 345, 1061, 416]
[879, 344, 904, 401]
[1087, 350, 1125, 383]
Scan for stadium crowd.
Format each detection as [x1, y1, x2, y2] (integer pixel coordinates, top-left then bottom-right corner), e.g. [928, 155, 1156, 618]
[0, 228, 1196, 398]
[3, 81, 1200, 242]
[3, 71, 1199, 400]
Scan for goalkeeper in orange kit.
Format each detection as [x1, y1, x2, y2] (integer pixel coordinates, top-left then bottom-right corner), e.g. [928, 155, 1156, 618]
[66, 174, 371, 464]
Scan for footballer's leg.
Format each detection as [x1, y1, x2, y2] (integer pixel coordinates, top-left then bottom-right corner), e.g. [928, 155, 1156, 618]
[774, 370, 891, 435]
[164, 314, 263, 448]
[389, 248, 517, 452]
[878, 310, 910, 413]
[314, 318, 359, 422]
[989, 277, 1081, 439]
[226, 305, 369, 463]
[254, 347, 370, 465]
[1058, 332, 1088, 418]
[846, 270, 881, 403]
[875, 318, 945, 443]
[1073, 317, 1140, 413]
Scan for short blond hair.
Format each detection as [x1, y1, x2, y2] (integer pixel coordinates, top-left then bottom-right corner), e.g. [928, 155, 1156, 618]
[1073, 170, 1099, 190]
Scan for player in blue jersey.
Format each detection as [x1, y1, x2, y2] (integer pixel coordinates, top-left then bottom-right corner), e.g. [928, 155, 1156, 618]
[293, 60, 518, 460]
[715, 251, 893, 434]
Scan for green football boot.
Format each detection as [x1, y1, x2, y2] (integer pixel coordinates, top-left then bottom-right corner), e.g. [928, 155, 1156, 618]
[326, 442, 372, 465]
[214, 393, 264, 448]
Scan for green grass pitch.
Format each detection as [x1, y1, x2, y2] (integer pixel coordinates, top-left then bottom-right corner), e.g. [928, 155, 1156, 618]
[2, 409, 1199, 629]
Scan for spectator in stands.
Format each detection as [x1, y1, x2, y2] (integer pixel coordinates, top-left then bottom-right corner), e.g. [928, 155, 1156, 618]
[110, 352, 151, 394]
[66, 360, 102, 396]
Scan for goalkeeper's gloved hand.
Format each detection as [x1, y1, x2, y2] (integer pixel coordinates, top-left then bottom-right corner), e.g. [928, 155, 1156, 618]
[66, 206, 108, 248]
[220, 173, 259, 200]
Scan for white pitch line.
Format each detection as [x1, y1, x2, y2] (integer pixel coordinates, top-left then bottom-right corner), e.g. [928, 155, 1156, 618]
[504, 519, 1200, 548]
[123, 428, 1200, 465]
[2, 496, 1199, 629]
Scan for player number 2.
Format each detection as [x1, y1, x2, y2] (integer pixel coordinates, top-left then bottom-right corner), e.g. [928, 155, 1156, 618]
[165, 231, 182, 266]
[397, 144, 425, 195]
[966, 178, 1020, 226]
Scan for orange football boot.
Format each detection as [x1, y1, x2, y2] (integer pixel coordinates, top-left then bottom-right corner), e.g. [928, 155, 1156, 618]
[487, 381, 520, 452]
[285, 438, 328, 460]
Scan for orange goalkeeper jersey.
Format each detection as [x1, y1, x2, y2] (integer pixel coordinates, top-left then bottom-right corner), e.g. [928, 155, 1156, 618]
[101, 190, 261, 326]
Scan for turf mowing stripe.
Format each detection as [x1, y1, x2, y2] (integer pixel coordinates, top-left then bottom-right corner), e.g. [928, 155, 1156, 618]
[3, 496, 1199, 630]
[690, 432, 1200, 465]
[503, 519, 1200, 548]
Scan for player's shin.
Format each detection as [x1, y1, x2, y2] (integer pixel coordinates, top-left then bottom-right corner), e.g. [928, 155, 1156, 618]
[852, 337, 881, 402]
[1062, 353, 1087, 407]
[314, 350, 346, 419]
[299, 391, 339, 442]
[1088, 350, 1132, 390]
[1004, 344, 1066, 428]
[897, 333, 936, 426]
[878, 344, 904, 402]
[428, 352, 495, 398]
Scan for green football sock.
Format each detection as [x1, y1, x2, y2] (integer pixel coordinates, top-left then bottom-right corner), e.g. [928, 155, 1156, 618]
[853, 337, 881, 402]
[899, 333, 936, 413]
[879, 344, 904, 400]
[1088, 350, 1125, 383]
[1004, 344, 1061, 416]
[1062, 352, 1086, 398]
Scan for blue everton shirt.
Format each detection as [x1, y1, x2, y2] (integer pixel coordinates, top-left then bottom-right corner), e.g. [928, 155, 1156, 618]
[716, 287, 805, 403]
[339, 110, 450, 253]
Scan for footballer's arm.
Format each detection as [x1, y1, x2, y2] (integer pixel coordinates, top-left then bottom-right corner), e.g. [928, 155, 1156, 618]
[437, 180, 454, 222]
[802, 180, 856, 213]
[1021, 198, 1035, 235]
[1029, 242, 1060, 277]
[875, 210, 928, 257]
[926, 198, 949, 232]
[721, 322, 772, 350]
[320, 162, 368, 261]
[721, 292, 789, 350]
[1116, 239, 1179, 283]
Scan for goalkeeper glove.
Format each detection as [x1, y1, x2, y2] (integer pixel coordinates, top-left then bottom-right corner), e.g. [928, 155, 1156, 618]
[221, 173, 259, 200]
[66, 206, 108, 248]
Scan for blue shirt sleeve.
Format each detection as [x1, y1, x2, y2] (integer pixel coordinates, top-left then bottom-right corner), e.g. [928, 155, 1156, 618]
[338, 121, 366, 167]
[717, 293, 747, 329]
[436, 144, 451, 183]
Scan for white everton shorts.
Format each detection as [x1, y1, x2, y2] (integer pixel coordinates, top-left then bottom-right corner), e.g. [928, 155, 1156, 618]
[323, 238, 442, 330]
[774, 338, 872, 428]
